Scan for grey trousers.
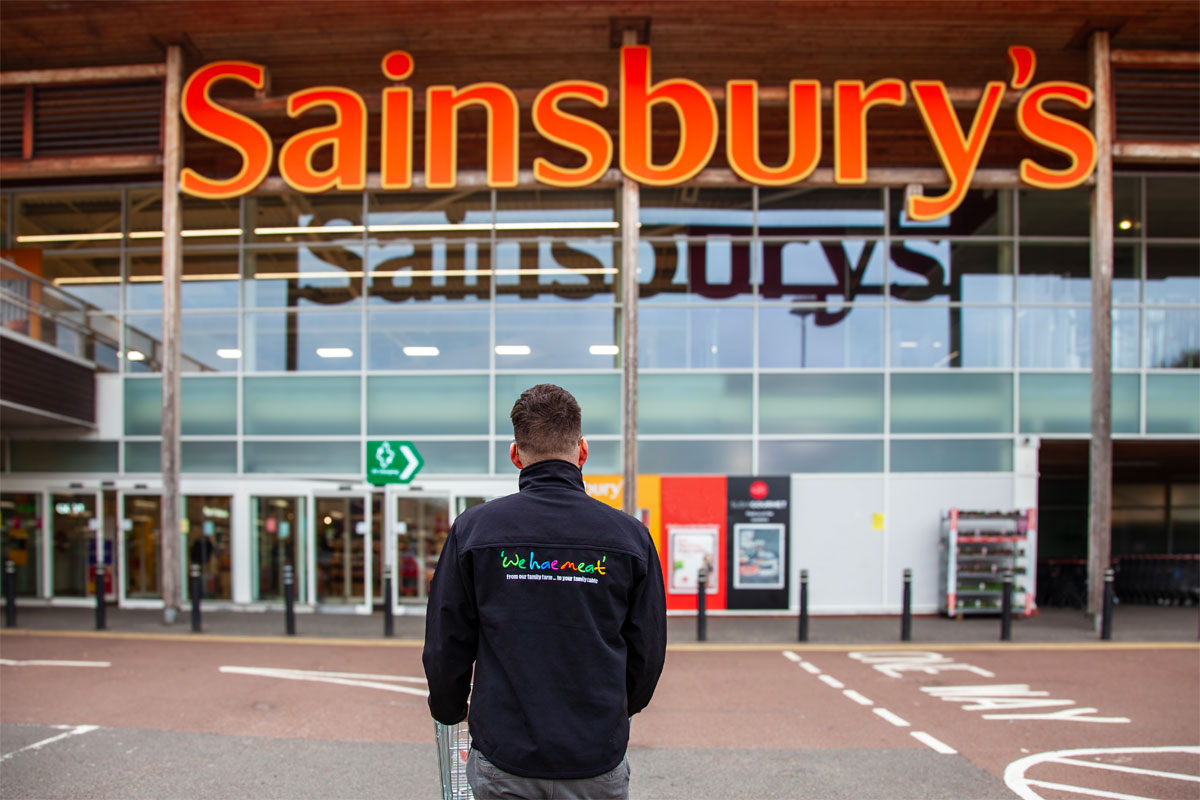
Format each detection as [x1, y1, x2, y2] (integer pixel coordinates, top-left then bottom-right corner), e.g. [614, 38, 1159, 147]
[466, 748, 630, 800]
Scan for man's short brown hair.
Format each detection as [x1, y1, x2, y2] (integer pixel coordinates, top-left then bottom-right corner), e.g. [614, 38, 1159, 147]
[510, 384, 581, 461]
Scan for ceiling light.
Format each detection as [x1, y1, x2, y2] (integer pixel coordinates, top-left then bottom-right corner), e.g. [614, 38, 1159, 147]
[1118, 219, 1133, 231]
[403, 346, 440, 357]
[124, 350, 146, 361]
[589, 345, 619, 355]
[899, 341, 919, 349]
[216, 348, 242, 359]
[316, 347, 354, 358]
[495, 345, 531, 356]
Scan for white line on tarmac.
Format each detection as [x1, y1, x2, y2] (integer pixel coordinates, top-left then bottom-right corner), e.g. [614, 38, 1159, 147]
[843, 689, 874, 706]
[1020, 779, 1160, 800]
[219, 666, 430, 697]
[0, 725, 99, 762]
[1046, 756, 1200, 783]
[818, 674, 845, 689]
[799, 661, 821, 674]
[0, 659, 111, 668]
[782, 650, 802, 663]
[873, 708, 911, 727]
[911, 731, 957, 755]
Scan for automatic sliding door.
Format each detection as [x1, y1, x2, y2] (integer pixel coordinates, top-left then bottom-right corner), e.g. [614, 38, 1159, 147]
[394, 495, 450, 603]
[252, 496, 305, 603]
[315, 495, 368, 607]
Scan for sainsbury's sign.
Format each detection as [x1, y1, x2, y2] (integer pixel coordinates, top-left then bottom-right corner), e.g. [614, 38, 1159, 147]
[181, 45, 1095, 221]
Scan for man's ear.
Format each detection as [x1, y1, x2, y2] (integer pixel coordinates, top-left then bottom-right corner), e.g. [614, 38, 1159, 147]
[576, 436, 589, 468]
[509, 442, 525, 470]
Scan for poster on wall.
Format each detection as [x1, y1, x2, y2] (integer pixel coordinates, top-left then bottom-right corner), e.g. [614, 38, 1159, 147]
[668, 525, 719, 594]
[726, 477, 790, 610]
[734, 523, 785, 590]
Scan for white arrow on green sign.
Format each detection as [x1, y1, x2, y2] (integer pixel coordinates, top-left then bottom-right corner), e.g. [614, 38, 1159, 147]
[366, 440, 424, 485]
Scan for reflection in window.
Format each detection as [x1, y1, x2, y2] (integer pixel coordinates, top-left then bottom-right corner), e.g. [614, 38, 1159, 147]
[759, 239, 885, 303]
[126, 250, 240, 311]
[639, 188, 753, 237]
[494, 308, 620, 369]
[1146, 245, 1200, 305]
[637, 239, 753, 302]
[243, 377, 360, 435]
[1146, 308, 1200, 368]
[367, 191, 491, 236]
[42, 253, 121, 310]
[494, 188, 615, 238]
[246, 309, 362, 371]
[891, 306, 1012, 368]
[367, 309, 489, 370]
[248, 194, 364, 241]
[123, 313, 239, 373]
[495, 239, 617, 303]
[890, 242, 1013, 304]
[1146, 176, 1200, 239]
[758, 187, 884, 236]
[759, 305, 882, 368]
[367, 240, 489, 304]
[639, 306, 752, 368]
[889, 189, 1011, 236]
[1018, 307, 1141, 369]
[1019, 244, 1141, 304]
[245, 246, 365, 308]
[1019, 188, 1089, 237]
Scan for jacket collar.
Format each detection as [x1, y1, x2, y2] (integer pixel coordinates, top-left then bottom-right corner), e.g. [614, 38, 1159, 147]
[518, 458, 586, 494]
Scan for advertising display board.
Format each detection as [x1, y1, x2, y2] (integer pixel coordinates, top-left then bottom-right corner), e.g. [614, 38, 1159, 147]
[668, 525, 719, 595]
[726, 477, 790, 610]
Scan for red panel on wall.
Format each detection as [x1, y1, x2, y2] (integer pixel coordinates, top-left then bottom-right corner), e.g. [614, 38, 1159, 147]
[660, 476, 727, 612]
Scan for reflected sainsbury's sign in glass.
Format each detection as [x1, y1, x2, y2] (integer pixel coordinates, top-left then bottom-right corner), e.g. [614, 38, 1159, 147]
[180, 46, 1095, 220]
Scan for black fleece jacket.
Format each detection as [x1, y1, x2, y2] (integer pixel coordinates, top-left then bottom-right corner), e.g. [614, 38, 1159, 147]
[422, 458, 667, 780]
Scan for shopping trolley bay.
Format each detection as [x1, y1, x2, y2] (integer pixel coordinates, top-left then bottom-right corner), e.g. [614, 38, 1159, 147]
[1, 631, 1197, 799]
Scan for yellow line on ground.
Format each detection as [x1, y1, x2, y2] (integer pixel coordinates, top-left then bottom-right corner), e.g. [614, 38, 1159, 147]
[2, 629, 1196, 653]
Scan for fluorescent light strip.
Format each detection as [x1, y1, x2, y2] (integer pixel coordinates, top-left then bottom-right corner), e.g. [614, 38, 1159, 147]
[216, 348, 242, 359]
[253, 267, 618, 280]
[402, 346, 440, 357]
[17, 232, 123, 243]
[54, 273, 240, 286]
[366, 221, 617, 233]
[123, 350, 146, 361]
[315, 347, 354, 358]
[589, 345, 619, 355]
[129, 228, 243, 239]
[254, 226, 366, 236]
[495, 345, 531, 356]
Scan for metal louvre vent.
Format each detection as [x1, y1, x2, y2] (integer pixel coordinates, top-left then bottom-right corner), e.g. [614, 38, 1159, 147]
[0, 88, 24, 158]
[31, 80, 162, 156]
[1114, 68, 1200, 142]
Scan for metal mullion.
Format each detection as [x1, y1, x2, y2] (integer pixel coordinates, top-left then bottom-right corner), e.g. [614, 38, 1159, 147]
[1139, 175, 1148, 436]
[881, 186, 891, 612]
[360, 190, 369, 479]
[489, 189, 497, 475]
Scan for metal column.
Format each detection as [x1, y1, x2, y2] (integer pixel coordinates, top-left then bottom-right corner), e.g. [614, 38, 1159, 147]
[620, 27, 640, 519]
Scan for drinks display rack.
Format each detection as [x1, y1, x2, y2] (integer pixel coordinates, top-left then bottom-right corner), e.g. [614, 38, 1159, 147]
[940, 508, 1038, 617]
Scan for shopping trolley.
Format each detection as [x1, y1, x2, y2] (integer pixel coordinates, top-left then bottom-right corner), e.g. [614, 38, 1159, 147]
[435, 719, 475, 800]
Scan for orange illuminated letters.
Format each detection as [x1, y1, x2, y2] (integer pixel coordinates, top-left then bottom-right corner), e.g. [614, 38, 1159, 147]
[532, 81, 612, 187]
[727, 80, 821, 186]
[180, 62, 273, 199]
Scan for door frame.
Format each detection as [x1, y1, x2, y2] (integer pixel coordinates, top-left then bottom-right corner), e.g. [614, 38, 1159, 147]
[44, 485, 106, 607]
[310, 487, 373, 614]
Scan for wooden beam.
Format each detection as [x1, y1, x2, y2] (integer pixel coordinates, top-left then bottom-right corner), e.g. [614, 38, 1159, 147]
[0, 153, 162, 179]
[21, 86, 33, 160]
[0, 63, 166, 87]
[1113, 140, 1200, 164]
[1111, 49, 1200, 68]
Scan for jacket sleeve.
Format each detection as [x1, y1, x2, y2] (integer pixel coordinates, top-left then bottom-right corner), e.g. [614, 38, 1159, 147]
[422, 525, 477, 725]
[621, 532, 667, 716]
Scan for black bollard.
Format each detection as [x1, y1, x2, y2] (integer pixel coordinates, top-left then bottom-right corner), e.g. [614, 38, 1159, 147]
[1000, 568, 1013, 641]
[4, 560, 16, 628]
[190, 563, 202, 633]
[696, 566, 708, 642]
[383, 575, 394, 638]
[1100, 567, 1115, 641]
[798, 569, 809, 642]
[94, 565, 106, 631]
[901, 568, 912, 642]
[283, 564, 296, 636]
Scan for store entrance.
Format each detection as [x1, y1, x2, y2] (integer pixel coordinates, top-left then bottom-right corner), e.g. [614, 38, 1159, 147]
[382, 491, 489, 608]
[314, 493, 371, 611]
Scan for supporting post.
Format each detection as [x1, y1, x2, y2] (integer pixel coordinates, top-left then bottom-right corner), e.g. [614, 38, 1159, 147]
[190, 563, 202, 633]
[1100, 567, 1115, 640]
[620, 26, 640, 520]
[283, 564, 296, 636]
[797, 569, 809, 642]
[159, 44, 184, 625]
[1087, 30, 1115, 627]
[1000, 568, 1013, 641]
[94, 564, 106, 630]
[696, 565, 708, 642]
[901, 568, 912, 642]
[4, 560, 16, 628]
[384, 575, 394, 638]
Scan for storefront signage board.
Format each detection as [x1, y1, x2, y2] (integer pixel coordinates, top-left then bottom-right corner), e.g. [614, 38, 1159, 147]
[366, 440, 424, 485]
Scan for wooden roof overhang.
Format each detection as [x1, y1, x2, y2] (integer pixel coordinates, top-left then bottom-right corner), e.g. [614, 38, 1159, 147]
[1, 0, 1197, 188]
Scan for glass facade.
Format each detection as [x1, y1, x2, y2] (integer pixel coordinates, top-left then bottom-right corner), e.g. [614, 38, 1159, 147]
[2, 176, 1197, 480]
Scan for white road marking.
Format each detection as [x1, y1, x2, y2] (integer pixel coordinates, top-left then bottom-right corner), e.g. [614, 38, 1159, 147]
[910, 730, 957, 754]
[1005, 746, 1200, 800]
[219, 666, 429, 697]
[818, 674, 844, 689]
[799, 661, 821, 675]
[0, 659, 111, 668]
[0, 724, 99, 762]
[843, 689, 874, 706]
[782, 650, 802, 663]
[873, 708, 911, 727]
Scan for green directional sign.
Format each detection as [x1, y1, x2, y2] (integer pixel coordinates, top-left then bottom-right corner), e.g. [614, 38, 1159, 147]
[366, 440, 424, 485]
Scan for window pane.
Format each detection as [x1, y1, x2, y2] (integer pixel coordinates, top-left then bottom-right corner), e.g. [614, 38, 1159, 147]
[494, 308, 619, 368]
[1146, 245, 1200, 304]
[41, 253, 121, 310]
[1146, 308, 1200, 368]
[890, 189, 1012, 236]
[367, 239, 490, 304]
[494, 239, 617, 304]
[639, 306, 752, 368]
[638, 440, 752, 474]
[124, 377, 236, 435]
[244, 376, 360, 435]
[248, 193, 364, 242]
[1018, 307, 1140, 369]
[246, 310, 361, 371]
[406, 441, 488, 475]
[126, 250, 240, 311]
[367, 308, 488, 370]
[494, 374, 620, 436]
[638, 374, 752, 434]
[891, 373, 1013, 433]
[367, 376, 488, 435]
[639, 188, 753, 237]
[891, 306, 1012, 368]
[1019, 373, 1139, 434]
[890, 242, 1013, 304]
[1019, 244, 1089, 303]
[758, 187, 884, 236]
[760, 440, 884, 473]
[244, 441, 359, 474]
[124, 441, 159, 472]
[123, 314, 239, 373]
[760, 373, 884, 434]
[15, 190, 121, 240]
[367, 190, 491, 239]
[638, 239, 754, 302]
[244, 246, 364, 308]
[1114, 177, 1141, 239]
[494, 439, 621, 475]
[891, 439, 1013, 472]
[182, 442, 237, 473]
[759, 239, 885, 304]
[1019, 187, 1088, 237]
[758, 305, 883, 368]
[129, 190, 241, 247]
[494, 188, 615, 235]
[1147, 374, 1200, 434]
[1146, 176, 1200, 238]
[11, 440, 117, 472]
